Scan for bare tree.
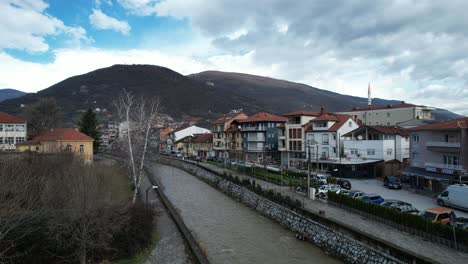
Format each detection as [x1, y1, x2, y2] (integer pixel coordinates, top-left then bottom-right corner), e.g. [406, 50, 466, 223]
[24, 97, 64, 134]
[114, 90, 160, 204]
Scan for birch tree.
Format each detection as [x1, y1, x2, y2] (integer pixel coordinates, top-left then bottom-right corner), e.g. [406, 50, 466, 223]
[114, 90, 160, 204]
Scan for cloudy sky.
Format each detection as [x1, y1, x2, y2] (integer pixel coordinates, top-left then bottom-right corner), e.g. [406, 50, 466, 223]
[1, 0, 467, 114]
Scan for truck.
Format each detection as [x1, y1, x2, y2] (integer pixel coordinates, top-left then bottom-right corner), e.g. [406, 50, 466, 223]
[437, 184, 468, 211]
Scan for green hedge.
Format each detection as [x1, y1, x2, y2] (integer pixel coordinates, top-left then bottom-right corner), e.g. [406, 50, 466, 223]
[328, 192, 468, 248]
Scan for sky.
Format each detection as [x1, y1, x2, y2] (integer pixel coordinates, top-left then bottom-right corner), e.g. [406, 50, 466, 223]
[0, 0, 467, 115]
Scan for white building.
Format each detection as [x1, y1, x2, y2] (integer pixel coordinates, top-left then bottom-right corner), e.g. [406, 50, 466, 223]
[0, 112, 27, 151]
[339, 102, 434, 126]
[166, 125, 211, 153]
[304, 112, 359, 171]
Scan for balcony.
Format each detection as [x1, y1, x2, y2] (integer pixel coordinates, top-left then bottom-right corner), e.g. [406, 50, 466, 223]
[242, 126, 266, 131]
[425, 162, 463, 171]
[426, 141, 460, 148]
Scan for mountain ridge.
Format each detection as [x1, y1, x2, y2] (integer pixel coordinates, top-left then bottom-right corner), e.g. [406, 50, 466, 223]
[0, 88, 26, 102]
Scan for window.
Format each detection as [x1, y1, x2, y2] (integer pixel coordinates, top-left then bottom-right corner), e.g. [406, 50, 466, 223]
[80, 145, 84, 153]
[15, 125, 25, 131]
[445, 134, 458, 143]
[413, 135, 419, 143]
[351, 149, 358, 155]
[443, 155, 459, 166]
[333, 134, 336, 140]
[15, 137, 25, 143]
[66, 145, 72, 152]
[5, 125, 14, 131]
[298, 141, 302, 151]
[387, 113, 391, 118]
[5, 137, 14, 144]
[386, 149, 393, 155]
[367, 149, 375, 155]
[35, 146, 40, 151]
[348, 121, 352, 127]
[333, 147, 336, 154]
[0, 125, 2, 132]
[322, 147, 329, 158]
[440, 191, 449, 197]
[322, 134, 329, 145]
[0, 137, 3, 144]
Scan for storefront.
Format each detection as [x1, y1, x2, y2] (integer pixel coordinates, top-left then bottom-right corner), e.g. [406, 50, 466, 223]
[400, 167, 461, 195]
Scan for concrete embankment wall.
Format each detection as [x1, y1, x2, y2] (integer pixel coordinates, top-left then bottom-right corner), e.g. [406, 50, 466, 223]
[154, 157, 414, 264]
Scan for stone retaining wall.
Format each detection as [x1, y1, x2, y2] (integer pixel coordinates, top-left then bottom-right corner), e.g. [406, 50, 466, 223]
[155, 157, 405, 264]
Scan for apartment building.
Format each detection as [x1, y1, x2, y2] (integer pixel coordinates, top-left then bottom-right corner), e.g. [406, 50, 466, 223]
[211, 111, 248, 159]
[278, 111, 320, 168]
[304, 112, 359, 172]
[339, 102, 434, 126]
[0, 112, 27, 151]
[224, 120, 244, 160]
[401, 117, 468, 193]
[342, 125, 410, 177]
[239, 112, 287, 163]
[166, 125, 211, 153]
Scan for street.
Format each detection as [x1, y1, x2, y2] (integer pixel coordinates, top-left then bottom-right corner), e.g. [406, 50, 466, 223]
[348, 178, 468, 218]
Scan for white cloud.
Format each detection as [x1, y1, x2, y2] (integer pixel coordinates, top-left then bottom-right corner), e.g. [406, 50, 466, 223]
[116, 0, 159, 16]
[89, 9, 131, 35]
[0, 0, 90, 52]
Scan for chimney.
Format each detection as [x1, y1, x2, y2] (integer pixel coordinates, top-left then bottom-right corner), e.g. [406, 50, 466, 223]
[320, 106, 324, 115]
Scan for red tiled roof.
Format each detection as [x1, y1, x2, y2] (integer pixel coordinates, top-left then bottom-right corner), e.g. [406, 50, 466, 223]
[283, 111, 320, 117]
[31, 128, 94, 141]
[192, 133, 213, 143]
[238, 112, 287, 123]
[408, 117, 468, 131]
[304, 113, 352, 132]
[0, 112, 25, 124]
[344, 125, 408, 137]
[347, 103, 416, 112]
[211, 112, 247, 124]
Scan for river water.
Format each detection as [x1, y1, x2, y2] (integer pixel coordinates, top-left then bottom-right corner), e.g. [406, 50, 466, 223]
[151, 163, 341, 264]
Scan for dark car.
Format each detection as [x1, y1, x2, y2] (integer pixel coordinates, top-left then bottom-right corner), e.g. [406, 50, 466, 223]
[384, 176, 402, 189]
[360, 194, 384, 204]
[337, 179, 352, 190]
[380, 199, 409, 208]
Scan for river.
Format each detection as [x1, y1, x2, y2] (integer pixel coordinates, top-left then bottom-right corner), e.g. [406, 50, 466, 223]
[150, 163, 341, 264]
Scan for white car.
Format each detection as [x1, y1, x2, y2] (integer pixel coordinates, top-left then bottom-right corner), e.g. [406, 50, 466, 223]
[314, 174, 328, 185]
[316, 184, 341, 198]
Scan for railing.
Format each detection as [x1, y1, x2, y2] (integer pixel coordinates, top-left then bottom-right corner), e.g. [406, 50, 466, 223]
[426, 141, 461, 148]
[425, 162, 463, 171]
[243, 127, 266, 131]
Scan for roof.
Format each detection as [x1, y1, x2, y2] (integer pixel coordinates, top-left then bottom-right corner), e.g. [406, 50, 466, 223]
[0, 112, 25, 124]
[238, 112, 287, 123]
[171, 125, 192, 134]
[192, 133, 213, 143]
[283, 111, 320, 117]
[408, 117, 468, 131]
[346, 103, 417, 112]
[304, 113, 352, 132]
[343, 125, 409, 137]
[225, 126, 240, 133]
[31, 128, 94, 142]
[211, 112, 247, 124]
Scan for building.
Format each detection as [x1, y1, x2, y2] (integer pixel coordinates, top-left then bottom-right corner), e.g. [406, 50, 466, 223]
[339, 102, 434, 126]
[342, 125, 410, 177]
[401, 117, 468, 193]
[224, 120, 244, 161]
[99, 122, 118, 150]
[0, 112, 27, 151]
[239, 112, 287, 163]
[211, 111, 248, 159]
[304, 111, 360, 172]
[191, 133, 214, 158]
[166, 125, 211, 153]
[16, 128, 94, 162]
[278, 111, 320, 169]
[159, 127, 173, 153]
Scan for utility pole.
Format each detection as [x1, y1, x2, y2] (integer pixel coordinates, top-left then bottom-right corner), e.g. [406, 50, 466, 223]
[316, 144, 319, 176]
[307, 141, 311, 198]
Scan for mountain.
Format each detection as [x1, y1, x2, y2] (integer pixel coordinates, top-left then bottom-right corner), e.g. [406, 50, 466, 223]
[0, 65, 461, 124]
[0, 88, 25, 102]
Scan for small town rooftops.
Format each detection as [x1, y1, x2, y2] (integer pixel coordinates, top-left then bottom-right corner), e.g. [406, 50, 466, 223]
[304, 113, 351, 132]
[238, 112, 287, 123]
[211, 112, 246, 124]
[192, 133, 213, 143]
[408, 117, 468, 131]
[0, 112, 25, 124]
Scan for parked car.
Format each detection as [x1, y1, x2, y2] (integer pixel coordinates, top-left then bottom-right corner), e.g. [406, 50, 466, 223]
[384, 176, 402, 189]
[380, 199, 410, 208]
[347, 190, 365, 199]
[339, 189, 350, 196]
[381, 200, 419, 214]
[314, 174, 328, 185]
[360, 194, 384, 204]
[450, 217, 468, 229]
[316, 184, 341, 198]
[422, 207, 454, 225]
[337, 178, 351, 190]
[437, 184, 468, 210]
[296, 186, 307, 193]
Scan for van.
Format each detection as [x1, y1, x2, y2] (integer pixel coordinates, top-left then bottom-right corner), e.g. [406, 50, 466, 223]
[437, 184, 468, 211]
[422, 207, 454, 225]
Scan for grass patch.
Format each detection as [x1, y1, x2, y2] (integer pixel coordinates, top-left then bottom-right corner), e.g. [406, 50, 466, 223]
[113, 224, 158, 264]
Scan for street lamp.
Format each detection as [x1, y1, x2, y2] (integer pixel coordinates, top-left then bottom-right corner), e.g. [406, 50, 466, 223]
[306, 139, 319, 199]
[145, 185, 158, 209]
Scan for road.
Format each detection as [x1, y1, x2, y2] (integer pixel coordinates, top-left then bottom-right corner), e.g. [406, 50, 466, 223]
[348, 178, 468, 218]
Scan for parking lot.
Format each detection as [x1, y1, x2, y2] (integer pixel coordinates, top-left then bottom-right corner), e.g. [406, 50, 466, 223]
[348, 178, 468, 218]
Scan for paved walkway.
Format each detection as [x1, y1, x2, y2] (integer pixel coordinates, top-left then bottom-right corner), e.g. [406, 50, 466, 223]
[189, 160, 468, 264]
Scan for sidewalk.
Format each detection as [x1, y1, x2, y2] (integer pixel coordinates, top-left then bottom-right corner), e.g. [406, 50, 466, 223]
[190, 160, 468, 264]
